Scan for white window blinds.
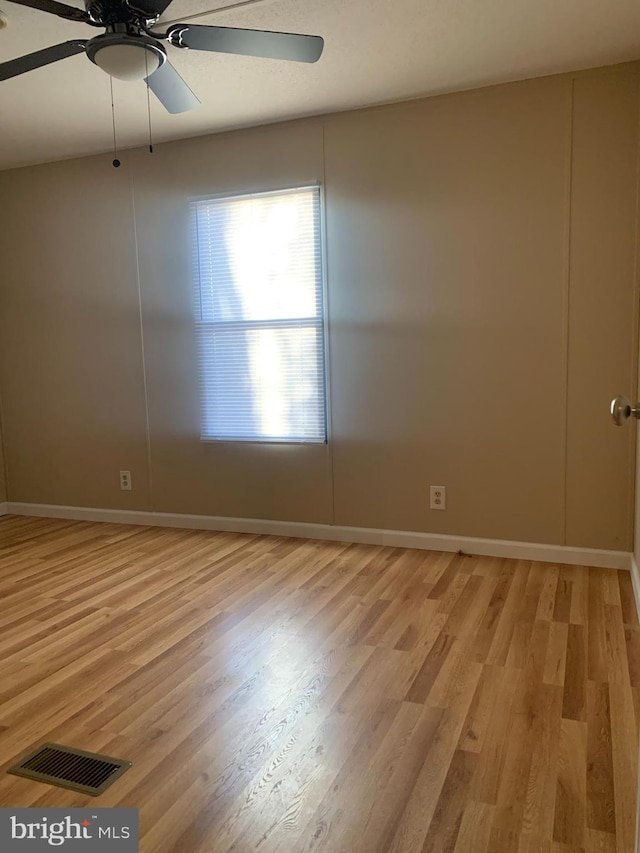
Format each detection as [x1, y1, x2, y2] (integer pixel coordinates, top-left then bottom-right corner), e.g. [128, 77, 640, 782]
[192, 186, 327, 443]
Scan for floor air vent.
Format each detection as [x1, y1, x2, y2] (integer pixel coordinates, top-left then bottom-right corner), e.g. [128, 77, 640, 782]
[7, 743, 132, 796]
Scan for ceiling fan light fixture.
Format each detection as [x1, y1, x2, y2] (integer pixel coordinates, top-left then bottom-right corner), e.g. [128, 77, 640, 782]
[0, 2, 324, 117]
[86, 34, 166, 82]
[93, 44, 159, 80]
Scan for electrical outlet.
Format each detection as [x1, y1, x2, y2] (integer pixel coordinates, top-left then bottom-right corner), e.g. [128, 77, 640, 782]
[120, 470, 132, 491]
[430, 485, 446, 510]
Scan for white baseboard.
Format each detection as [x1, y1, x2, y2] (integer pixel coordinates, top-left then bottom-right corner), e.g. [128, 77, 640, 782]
[631, 556, 640, 616]
[0, 502, 8, 517]
[5, 501, 631, 570]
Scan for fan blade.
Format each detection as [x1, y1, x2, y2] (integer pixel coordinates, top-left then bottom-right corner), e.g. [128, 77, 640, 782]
[0, 40, 87, 81]
[4, 0, 89, 23]
[145, 60, 200, 114]
[127, 0, 174, 18]
[169, 24, 324, 63]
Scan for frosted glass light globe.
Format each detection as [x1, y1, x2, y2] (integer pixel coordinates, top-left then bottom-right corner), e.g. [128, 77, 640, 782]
[93, 44, 160, 81]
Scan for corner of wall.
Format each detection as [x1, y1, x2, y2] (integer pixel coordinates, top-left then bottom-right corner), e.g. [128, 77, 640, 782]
[0, 383, 7, 505]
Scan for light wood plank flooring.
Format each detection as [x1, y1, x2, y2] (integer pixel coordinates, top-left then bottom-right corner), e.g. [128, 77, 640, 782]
[0, 515, 638, 852]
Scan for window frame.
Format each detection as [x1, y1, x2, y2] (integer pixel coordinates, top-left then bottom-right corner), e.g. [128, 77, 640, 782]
[190, 183, 330, 446]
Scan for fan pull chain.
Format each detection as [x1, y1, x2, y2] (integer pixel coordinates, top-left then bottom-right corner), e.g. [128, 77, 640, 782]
[145, 52, 153, 154]
[110, 76, 120, 168]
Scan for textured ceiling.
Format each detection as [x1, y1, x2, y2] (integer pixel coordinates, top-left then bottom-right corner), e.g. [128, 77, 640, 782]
[0, 0, 639, 170]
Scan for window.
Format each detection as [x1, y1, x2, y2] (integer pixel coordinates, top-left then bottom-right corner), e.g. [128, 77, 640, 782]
[192, 185, 327, 443]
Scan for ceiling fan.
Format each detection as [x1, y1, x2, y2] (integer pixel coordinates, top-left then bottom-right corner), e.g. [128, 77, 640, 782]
[0, 0, 324, 113]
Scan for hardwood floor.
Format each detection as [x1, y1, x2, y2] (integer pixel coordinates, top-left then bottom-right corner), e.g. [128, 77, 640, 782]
[0, 515, 638, 853]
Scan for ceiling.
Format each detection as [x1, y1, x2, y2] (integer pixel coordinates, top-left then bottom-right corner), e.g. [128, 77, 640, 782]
[1, 0, 639, 170]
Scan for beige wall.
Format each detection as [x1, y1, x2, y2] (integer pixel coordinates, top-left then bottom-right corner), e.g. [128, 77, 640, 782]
[0, 158, 151, 511]
[0, 62, 638, 549]
[0, 425, 6, 504]
[566, 70, 640, 550]
[325, 75, 570, 543]
[636, 407, 640, 568]
[0, 303, 8, 506]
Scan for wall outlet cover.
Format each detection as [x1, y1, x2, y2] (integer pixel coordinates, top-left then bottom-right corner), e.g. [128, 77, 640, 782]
[430, 485, 446, 510]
